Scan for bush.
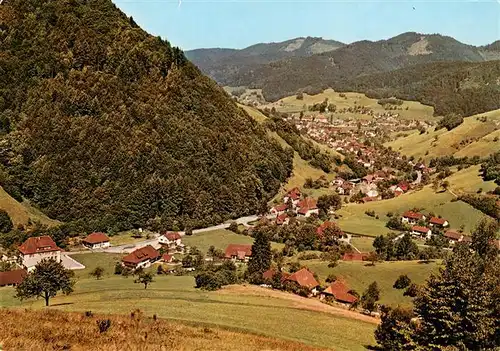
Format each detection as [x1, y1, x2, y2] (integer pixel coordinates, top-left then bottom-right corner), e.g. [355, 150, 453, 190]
[228, 222, 239, 233]
[365, 210, 376, 217]
[0, 210, 13, 234]
[393, 275, 411, 289]
[403, 283, 419, 297]
[436, 113, 464, 131]
[325, 274, 337, 283]
[96, 319, 111, 333]
[297, 252, 320, 260]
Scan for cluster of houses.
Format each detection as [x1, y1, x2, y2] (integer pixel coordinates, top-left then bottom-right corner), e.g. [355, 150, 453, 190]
[270, 188, 319, 224]
[400, 210, 467, 244]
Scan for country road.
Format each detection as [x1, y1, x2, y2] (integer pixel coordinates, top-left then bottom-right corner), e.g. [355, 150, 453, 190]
[67, 214, 262, 255]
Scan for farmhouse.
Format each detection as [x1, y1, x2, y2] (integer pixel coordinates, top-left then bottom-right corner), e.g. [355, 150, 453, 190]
[401, 211, 426, 224]
[283, 187, 301, 206]
[429, 217, 449, 228]
[275, 213, 290, 226]
[411, 226, 432, 239]
[19, 236, 61, 272]
[161, 253, 175, 263]
[159, 232, 183, 253]
[296, 198, 319, 217]
[285, 268, 319, 295]
[321, 280, 357, 305]
[270, 203, 288, 216]
[82, 232, 110, 249]
[0, 269, 27, 287]
[224, 244, 252, 262]
[122, 245, 160, 270]
[444, 230, 463, 244]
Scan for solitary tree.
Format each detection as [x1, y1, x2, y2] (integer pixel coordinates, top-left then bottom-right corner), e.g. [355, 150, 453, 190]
[90, 266, 104, 280]
[393, 274, 411, 289]
[135, 272, 154, 289]
[16, 258, 75, 306]
[246, 231, 272, 283]
[361, 281, 380, 313]
[471, 218, 499, 259]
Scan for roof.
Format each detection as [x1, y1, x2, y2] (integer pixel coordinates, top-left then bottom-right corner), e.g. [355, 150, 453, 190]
[297, 198, 317, 210]
[83, 232, 109, 244]
[285, 187, 301, 200]
[402, 211, 424, 220]
[323, 281, 357, 304]
[0, 269, 27, 286]
[162, 232, 181, 241]
[444, 231, 462, 241]
[122, 245, 159, 264]
[273, 204, 288, 212]
[286, 268, 319, 289]
[225, 244, 252, 259]
[276, 213, 289, 225]
[161, 254, 174, 262]
[397, 182, 410, 191]
[429, 217, 447, 225]
[462, 235, 472, 243]
[412, 226, 430, 234]
[19, 236, 60, 255]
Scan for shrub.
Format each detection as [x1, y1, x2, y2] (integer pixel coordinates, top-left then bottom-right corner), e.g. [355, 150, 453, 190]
[97, 319, 111, 333]
[297, 252, 320, 260]
[365, 210, 376, 217]
[393, 275, 411, 289]
[325, 274, 337, 283]
[403, 283, 419, 297]
[228, 222, 239, 233]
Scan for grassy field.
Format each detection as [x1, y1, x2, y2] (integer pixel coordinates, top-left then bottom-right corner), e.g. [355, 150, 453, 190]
[350, 236, 375, 252]
[337, 185, 488, 236]
[386, 109, 500, 161]
[68, 252, 123, 279]
[0, 309, 327, 351]
[108, 230, 156, 246]
[1, 274, 376, 350]
[446, 165, 498, 194]
[264, 88, 435, 121]
[304, 260, 439, 307]
[0, 186, 60, 228]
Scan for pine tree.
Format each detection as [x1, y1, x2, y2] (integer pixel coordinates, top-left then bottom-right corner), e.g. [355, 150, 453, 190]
[471, 218, 498, 260]
[375, 306, 416, 350]
[247, 231, 272, 284]
[361, 281, 380, 312]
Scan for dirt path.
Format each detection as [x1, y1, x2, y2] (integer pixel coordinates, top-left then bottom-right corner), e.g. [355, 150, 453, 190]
[218, 285, 379, 325]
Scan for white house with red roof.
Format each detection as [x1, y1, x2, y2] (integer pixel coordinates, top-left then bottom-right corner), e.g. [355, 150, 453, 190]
[285, 268, 320, 295]
[283, 187, 301, 207]
[296, 198, 319, 217]
[270, 203, 288, 216]
[18, 236, 62, 272]
[401, 211, 426, 224]
[275, 213, 290, 226]
[82, 232, 110, 249]
[429, 217, 449, 228]
[444, 230, 463, 244]
[159, 232, 184, 253]
[122, 245, 160, 270]
[321, 280, 357, 305]
[224, 244, 252, 262]
[411, 226, 432, 239]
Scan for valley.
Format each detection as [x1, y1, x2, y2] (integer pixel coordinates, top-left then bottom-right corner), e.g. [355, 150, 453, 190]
[0, 1, 499, 350]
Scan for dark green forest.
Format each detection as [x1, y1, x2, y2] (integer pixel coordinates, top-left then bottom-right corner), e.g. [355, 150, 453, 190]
[0, 0, 292, 233]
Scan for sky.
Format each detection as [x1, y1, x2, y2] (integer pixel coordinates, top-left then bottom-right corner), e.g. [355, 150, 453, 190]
[113, 0, 500, 50]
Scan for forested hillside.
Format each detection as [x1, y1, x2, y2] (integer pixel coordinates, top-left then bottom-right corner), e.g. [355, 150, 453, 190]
[0, 0, 292, 232]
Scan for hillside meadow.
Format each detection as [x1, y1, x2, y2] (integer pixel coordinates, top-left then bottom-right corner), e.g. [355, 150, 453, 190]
[0, 308, 327, 351]
[0, 273, 377, 351]
[386, 109, 500, 161]
[263, 88, 435, 121]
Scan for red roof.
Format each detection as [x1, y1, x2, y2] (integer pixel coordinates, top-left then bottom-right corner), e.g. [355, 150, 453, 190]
[342, 252, 369, 261]
[444, 231, 462, 241]
[225, 244, 252, 259]
[273, 204, 288, 212]
[162, 232, 181, 241]
[83, 232, 109, 244]
[263, 269, 290, 281]
[297, 198, 317, 210]
[276, 213, 289, 225]
[286, 268, 319, 289]
[323, 280, 358, 304]
[412, 226, 430, 234]
[285, 187, 301, 200]
[429, 217, 447, 225]
[402, 211, 424, 220]
[0, 269, 27, 286]
[397, 182, 410, 192]
[122, 245, 159, 265]
[161, 254, 174, 262]
[19, 236, 60, 255]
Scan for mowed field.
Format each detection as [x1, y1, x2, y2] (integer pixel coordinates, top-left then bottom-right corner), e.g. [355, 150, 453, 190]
[386, 109, 500, 161]
[0, 186, 60, 228]
[263, 88, 435, 121]
[0, 272, 377, 350]
[337, 178, 493, 238]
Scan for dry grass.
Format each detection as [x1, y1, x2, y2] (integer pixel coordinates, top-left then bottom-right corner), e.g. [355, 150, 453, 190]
[0, 308, 327, 351]
[0, 186, 60, 228]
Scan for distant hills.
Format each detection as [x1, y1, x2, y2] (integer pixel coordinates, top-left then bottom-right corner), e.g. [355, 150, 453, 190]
[188, 33, 500, 115]
[185, 37, 344, 85]
[0, 0, 292, 232]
